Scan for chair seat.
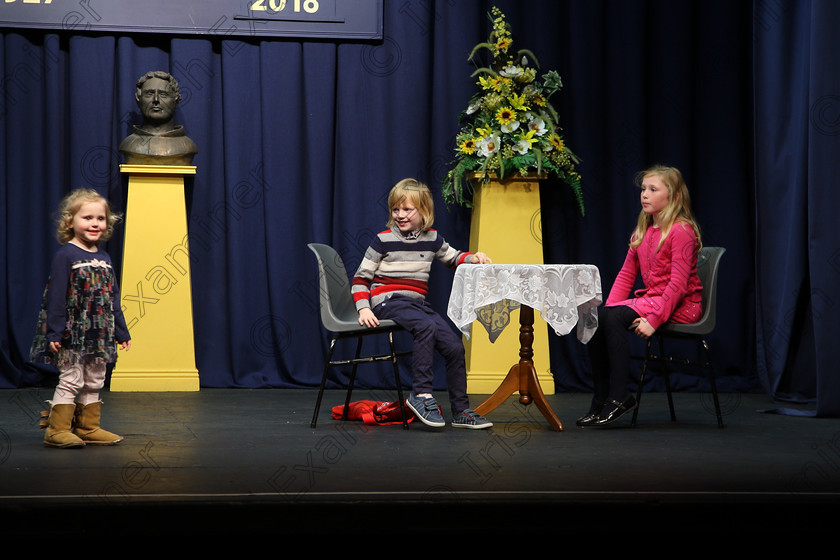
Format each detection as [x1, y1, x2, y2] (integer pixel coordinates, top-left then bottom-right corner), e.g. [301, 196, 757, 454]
[327, 318, 400, 334]
[658, 321, 712, 337]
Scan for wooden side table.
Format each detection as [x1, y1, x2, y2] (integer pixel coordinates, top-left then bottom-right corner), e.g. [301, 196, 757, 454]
[448, 264, 602, 431]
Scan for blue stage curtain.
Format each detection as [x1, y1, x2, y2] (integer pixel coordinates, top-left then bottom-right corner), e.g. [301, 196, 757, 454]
[753, 0, 840, 417]
[540, 0, 760, 397]
[0, 0, 835, 416]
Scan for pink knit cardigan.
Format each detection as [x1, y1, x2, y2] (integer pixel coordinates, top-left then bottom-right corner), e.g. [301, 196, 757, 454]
[605, 222, 703, 330]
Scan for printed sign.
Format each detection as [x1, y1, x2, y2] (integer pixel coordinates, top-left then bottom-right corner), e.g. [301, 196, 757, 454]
[0, 0, 383, 40]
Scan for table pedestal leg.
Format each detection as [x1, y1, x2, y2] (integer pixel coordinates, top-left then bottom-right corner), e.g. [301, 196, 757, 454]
[473, 305, 563, 431]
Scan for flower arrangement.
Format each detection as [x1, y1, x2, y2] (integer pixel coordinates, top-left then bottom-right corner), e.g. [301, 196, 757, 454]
[442, 7, 584, 214]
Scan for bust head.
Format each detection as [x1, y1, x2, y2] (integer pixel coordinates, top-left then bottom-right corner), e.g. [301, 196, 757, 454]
[120, 70, 197, 164]
[135, 71, 181, 132]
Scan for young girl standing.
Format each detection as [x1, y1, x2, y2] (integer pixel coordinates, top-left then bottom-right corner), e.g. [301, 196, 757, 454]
[353, 178, 493, 429]
[31, 188, 131, 447]
[578, 165, 703, 428]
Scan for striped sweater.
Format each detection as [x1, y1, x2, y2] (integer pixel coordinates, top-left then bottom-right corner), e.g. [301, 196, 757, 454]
[352, 228, 473, 310]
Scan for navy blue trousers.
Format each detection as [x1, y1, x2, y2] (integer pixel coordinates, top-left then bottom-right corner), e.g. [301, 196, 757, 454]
[374, 295, 469, 414]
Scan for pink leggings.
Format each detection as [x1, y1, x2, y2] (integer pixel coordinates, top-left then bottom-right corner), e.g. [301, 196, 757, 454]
[52, 362, 107, 405]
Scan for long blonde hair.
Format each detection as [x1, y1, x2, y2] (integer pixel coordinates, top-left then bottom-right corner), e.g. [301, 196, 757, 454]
[630, 165, 701, 251]
[55, 188, 122, 245]
[385, 178, 435, 231]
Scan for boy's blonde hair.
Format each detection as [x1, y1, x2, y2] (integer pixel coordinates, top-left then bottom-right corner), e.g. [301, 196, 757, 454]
[55, 188, 122, 245]
[386, 178, 435, 231]
[630, 165, 701, 251]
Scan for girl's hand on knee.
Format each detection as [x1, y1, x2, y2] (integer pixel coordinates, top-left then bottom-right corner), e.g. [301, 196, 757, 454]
[49, 341, 61, 353]
[631, 318, 655, 339]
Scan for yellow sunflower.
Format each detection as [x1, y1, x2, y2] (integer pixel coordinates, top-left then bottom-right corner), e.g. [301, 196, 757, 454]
[458, 137, 477, 155]
[495, 106, 517, 126]
[549, 134, 565, 151]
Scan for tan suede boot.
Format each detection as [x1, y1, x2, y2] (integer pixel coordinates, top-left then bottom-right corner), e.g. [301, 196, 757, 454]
[73, 401, 123, 445]
[41, 403, 85, 448]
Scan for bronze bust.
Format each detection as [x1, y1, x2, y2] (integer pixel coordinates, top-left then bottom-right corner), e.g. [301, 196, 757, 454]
[119, 71, 198, 165]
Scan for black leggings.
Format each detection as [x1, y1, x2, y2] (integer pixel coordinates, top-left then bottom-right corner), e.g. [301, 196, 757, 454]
[587, 305, 641, 406]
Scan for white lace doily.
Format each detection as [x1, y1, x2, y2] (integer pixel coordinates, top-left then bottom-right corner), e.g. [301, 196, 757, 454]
[447, 264, 602, 343]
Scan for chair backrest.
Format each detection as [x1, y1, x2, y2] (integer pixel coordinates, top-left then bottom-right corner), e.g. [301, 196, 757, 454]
[308, 243, 362, 332]
[692, 246, 726, 334]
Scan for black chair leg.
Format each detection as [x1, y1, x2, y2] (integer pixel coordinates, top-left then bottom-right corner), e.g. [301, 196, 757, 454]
[312, 330, 411, 430]
[632, 339, 652, 426]
[634, 334, 725, 429]
[311, 338, 338, 428]
[701, 338, 724, 428]
[659, 337, 677, 422]
[342, 336, 364, 420]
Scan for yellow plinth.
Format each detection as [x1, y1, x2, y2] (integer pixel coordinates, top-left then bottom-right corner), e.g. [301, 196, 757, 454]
[465, 175, 554, 395]
[110, 164, 200, 391]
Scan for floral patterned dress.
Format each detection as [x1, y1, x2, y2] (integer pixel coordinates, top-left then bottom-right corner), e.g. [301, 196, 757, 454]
[30, 243, 130, 368]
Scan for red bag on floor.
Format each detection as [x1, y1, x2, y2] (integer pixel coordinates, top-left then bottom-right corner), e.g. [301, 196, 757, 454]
[331, 400, 414, 425]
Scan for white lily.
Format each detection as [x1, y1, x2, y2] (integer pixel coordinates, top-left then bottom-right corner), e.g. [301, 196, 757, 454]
[479, 134, 501, 157]
[514, 139, 531, 154]
[528, 116, 548, 136]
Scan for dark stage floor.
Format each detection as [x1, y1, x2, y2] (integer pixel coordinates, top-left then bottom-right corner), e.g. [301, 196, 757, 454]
[1, 387, 839, 538]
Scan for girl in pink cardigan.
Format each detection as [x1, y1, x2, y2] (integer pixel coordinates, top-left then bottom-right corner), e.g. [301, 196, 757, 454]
[579, 165, 703, 428]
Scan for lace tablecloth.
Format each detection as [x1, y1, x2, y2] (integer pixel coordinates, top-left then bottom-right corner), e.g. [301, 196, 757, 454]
[447, 264, 602, 343]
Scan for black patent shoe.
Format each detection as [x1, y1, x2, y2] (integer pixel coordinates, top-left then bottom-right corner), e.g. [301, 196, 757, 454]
[590, 396, 637, 428]
[576, 399, 604, 427]
[576, 411, 599, 427]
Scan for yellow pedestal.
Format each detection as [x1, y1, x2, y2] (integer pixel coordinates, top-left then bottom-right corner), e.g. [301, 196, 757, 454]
[110, 164, 200, 391]
[465, 175, 554, 395]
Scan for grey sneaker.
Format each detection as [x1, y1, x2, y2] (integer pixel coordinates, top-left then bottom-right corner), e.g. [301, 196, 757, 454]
[451, 409, 493, 429]
[406, 393, 445, 427]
